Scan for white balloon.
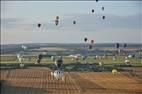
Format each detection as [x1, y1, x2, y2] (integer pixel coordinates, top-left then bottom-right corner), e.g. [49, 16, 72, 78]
[53, 70, 64, 80]
[17, 54, 21, 59]
[112, 69, 118, 75]
[20, 63, 24, 68]
[51, 72, 54, 76]
[128, 55, 132, 58]
[22, 45, 27, 50]
[17, 54, 23, 63]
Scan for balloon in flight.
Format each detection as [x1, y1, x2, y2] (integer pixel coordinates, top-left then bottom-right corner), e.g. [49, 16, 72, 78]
[84, 37, 88, 42]
[38, 23, 41, 28]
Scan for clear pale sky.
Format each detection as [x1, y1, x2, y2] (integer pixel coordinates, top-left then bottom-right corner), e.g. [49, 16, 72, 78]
[1, 1, 142, 44]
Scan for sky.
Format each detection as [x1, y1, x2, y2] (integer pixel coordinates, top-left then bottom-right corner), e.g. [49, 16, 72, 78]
[1, 1, 142, 44]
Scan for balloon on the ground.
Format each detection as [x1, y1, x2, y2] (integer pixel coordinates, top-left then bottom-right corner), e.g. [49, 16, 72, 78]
[21, 45, 27, 50]
[91, 40, 94, 44]
[115, 43, 120, 49]
[53, 70, 64, 80]
[112, 69, 118, 75]
[55, 19, 59, 26]
[20, 63, 24, 68]
[123, 43, 127, 48]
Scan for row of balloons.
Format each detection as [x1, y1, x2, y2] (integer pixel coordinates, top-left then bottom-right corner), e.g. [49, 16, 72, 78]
[37, 1, 105, 28]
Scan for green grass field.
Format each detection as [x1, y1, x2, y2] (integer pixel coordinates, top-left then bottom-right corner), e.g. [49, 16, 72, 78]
[1, 55, 141, 66]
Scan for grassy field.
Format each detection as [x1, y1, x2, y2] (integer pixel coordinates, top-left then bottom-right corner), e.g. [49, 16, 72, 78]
[1, 55, 141, 67]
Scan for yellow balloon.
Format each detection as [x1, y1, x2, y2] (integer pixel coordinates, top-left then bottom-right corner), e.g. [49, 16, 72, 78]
[112, 69, 118, 75]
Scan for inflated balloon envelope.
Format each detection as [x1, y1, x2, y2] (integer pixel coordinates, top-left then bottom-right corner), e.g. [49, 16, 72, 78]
[53, 70, 64, 80]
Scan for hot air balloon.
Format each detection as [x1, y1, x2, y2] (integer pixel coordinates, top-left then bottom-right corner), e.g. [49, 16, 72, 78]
[17, 54, 22, 63]
[123, 43, 127, 48]
[36, 54, 43, 64]
[17, 54, 25, 68]
[54, 56, 63, 69]
[21, 45, 27, 50]
[112, 69, 118, 75]
[38, 23, 41, 28]
[96, 0, 98, 2]
[82, 56, 87, 61]
[102, 7, 104, 11]
[115, 43, 120, 49]
[84, 37, 88, 42]
[91, 40, 94, 44]
[102, 16, 105, 19]
[55, 19, 59, 26]
[73, 20, 76, 25]
[51, 56, 56, 62]
[53, 70, 64, 80]
[115, 43, 120, 55]
[89, 45, 93, 49]
[56, 16, 59, 20]
[92, 9, 94, 13]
